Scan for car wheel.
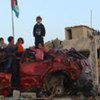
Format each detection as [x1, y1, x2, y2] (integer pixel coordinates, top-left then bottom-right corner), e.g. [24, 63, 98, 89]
[44, 72, 65, 97]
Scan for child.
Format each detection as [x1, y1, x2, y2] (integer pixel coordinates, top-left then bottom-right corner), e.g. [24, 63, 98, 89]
[33, 16, 46, 48]
[16, 37, 24, 58]
[6, 36, 17, 55]
[30, 43, 47, 60]
[6, 36, 18, 88]
[0, 37, 7, 49]
[6, 36, 17, 70]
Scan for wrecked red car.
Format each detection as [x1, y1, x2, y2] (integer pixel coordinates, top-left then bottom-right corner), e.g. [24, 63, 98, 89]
[19, 48, 93, 97]
[0, 48, 98, 97]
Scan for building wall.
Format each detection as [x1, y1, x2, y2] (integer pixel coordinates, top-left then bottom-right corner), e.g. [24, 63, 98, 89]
[71, 27, 84, 39]
[65, 25, 100, 84]
[65, 26, 94, 40]
[82, 27, 94, 38]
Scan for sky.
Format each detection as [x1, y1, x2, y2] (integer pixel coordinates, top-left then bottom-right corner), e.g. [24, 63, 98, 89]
[0, 0, 100, 47]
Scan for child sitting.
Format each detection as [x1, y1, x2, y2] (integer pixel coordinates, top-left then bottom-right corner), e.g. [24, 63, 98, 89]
[30, 43, 48, 60]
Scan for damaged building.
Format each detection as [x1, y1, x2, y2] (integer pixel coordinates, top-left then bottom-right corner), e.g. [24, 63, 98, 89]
[45, 25, 100, 85]
[63, 25, 100, 85]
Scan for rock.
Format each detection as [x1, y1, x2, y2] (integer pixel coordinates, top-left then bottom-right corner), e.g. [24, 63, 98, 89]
[95, 96, 100, 100]
[54, 97, 72, 100]
[21, 92, 36, 99]
[0, 95, 4, 100]
[13, 90, 20, 100]
[5, 97, 13, 100]
[45, 38, 63, 50]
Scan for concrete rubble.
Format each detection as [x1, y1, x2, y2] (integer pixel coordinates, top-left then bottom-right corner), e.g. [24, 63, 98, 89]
[1, 90, 99, 100]
[21, 92, 36, 99]
[45, 38, 63, 50]
[3, 96, 100, 100]
[0, 95, 5, 100]
[13, 90, 20, 100]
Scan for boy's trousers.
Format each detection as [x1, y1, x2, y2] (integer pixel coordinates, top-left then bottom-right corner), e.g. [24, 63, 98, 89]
[35, 36, 44, 47]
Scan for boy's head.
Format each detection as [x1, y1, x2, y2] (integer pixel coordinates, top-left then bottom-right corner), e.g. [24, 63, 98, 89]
[0, 37, 4, 44]
[8, 36, 14, 44]
[36, 16, 42, 24]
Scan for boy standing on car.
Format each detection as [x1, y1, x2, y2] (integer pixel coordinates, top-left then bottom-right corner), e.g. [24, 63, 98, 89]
[33, 16, 46, 48]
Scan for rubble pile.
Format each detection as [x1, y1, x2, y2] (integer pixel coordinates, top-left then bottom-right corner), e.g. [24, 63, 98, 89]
[0, 91, 99, 100]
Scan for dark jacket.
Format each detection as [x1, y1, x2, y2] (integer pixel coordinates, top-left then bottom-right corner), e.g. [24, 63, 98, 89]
[6, 44, 17, 57]
[33, 23, 46, 37]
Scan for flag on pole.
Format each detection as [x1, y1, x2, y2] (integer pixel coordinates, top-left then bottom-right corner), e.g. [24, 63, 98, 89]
[11, 0, 19, 18]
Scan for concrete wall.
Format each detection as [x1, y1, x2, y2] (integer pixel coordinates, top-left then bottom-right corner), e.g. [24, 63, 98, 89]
[82, 27, 94, 38]
[65, 26, 94, 40]
[64, 25, 100, 84]
[71, 27, 84, 39]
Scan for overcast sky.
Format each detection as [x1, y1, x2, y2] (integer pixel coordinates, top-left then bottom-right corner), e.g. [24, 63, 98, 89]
[0, 0, 100, 47]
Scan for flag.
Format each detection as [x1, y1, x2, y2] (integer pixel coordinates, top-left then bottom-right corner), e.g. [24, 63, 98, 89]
[11, 0, 19, 18]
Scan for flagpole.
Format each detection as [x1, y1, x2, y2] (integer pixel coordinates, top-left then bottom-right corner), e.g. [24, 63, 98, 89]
[11, 4, 15, 38]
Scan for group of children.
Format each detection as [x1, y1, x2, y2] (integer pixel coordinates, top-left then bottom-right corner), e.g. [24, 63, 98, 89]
[0, 16, 46, 60]
[0, 36, 24, 88]
[0, 16, 47, 66]
[0, 36, 24, 57]
[0, 16, 46, 88]
[0, 36, 24, 53]
[0, 36, 24, 73]
[0, 16, 47, 68]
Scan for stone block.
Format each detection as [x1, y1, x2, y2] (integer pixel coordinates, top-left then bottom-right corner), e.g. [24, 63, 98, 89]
[21, 92, 36, 99]
[13, 90, 20, 100]
[0, 95, 4, 100]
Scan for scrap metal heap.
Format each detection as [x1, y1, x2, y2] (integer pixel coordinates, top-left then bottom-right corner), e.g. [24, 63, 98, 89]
[0, 48, 99, 98]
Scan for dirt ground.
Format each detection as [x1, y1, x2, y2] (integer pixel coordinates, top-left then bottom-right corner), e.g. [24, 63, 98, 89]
[4, 96, 100, 100]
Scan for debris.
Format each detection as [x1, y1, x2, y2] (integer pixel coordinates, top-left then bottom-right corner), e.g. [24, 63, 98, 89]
[13, 90, 20, 100]
[0, 95, 4, 100]
[21, 92, 36, 99]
